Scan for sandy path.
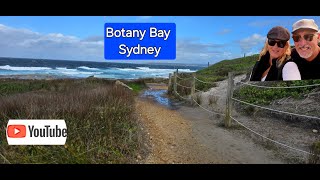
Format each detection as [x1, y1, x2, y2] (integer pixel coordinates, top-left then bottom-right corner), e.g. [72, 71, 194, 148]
[176, 105, 283, 163]
[136, 82, 284, 164]
[136, 98, 224, 163]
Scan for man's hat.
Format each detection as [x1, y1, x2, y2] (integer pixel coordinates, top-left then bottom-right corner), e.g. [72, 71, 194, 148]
[292, 19, 319, 33]
[267, 26, 290, 41]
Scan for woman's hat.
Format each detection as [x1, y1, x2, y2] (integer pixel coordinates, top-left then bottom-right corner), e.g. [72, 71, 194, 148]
[267, 26, 290, 41]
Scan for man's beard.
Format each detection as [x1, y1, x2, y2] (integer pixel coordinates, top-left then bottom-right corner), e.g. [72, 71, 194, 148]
[297, 45, 313, 59]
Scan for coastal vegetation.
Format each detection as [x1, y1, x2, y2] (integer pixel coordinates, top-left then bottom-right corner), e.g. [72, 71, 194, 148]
[0, 78, 146, 164]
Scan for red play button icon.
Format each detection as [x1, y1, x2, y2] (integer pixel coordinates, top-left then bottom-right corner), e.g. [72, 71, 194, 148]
[7, 125, 26, 138]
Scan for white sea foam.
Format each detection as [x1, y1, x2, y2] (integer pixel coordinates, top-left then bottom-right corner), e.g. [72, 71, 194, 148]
[0, 64, 197, 79]
[0, 65, 52, 71]
[77, 66, 100, 71]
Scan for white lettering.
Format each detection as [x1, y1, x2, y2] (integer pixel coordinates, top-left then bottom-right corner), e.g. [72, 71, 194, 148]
[105, 27, 147, 40]
[118, 44, 161, 58]
[119, 44, 126, 55]
[106, 27, 114, 37]
[154, 47, 161, 57]
[150, 27, 157, 38]
[149, 27, 171, 40]
[163, 30, 171, 41]
[137, 30, 146, 41]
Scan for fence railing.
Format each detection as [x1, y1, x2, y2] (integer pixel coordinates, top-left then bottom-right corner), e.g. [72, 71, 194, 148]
[168, 70, 320, 158]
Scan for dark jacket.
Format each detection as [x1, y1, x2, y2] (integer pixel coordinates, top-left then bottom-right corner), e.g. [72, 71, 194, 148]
[250, 51, 284, 81]
[290, 48, 320, 80]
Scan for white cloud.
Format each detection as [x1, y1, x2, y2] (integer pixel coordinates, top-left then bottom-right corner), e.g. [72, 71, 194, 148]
[82, 36, 104, 42]
[238, 33, 265, 53]
[0, 24, 104, 61]
[0, 24, 238, 64]
[175, 38, 230, 64]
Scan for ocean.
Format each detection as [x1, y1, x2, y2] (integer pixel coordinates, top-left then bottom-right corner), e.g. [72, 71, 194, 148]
[0, 57, 206, 79]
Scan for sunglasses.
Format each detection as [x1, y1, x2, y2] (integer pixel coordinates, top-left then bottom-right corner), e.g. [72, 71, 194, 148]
[292, 34, 315, 42]
[268, 39, 286, 48]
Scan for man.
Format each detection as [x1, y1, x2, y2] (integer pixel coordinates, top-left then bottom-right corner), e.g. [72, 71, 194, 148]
[290, 19, 320, 80]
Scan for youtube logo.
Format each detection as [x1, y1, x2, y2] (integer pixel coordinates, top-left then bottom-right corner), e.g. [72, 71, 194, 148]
[7, 125, 26, 138]
[6, 119, 67, 145]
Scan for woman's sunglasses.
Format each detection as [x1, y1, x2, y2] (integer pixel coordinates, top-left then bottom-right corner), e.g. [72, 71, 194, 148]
[268, 39, 286, 48]
[292, 34, 316, 42]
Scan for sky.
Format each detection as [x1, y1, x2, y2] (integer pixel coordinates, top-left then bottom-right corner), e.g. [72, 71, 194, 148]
[0, 16, 319, 65]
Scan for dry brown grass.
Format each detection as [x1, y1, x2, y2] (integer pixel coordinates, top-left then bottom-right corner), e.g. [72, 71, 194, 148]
[0, 78, 144, 164]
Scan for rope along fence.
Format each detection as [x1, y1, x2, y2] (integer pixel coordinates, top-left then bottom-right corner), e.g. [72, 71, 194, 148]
[170, 69, 223, 117]
[169, 70, 320, 158]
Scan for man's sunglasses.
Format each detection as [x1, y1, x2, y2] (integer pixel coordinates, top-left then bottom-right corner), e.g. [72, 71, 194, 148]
[292, 34, 316, 42]
[268, 39, 286, 48]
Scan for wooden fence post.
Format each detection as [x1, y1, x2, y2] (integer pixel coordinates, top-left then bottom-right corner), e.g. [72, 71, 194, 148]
[173, 72, 177, 94]
[191, 73, 195, 97]
[167, 73, 172, 94]
[225, 72, 234, 128]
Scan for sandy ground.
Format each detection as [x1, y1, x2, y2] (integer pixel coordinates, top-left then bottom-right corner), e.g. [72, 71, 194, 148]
[136, 81, 285, 164]
[196, 75, 320, 163]
[136, 99, 224, 163]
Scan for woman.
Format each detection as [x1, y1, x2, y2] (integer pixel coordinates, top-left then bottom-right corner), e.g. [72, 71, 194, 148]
[250, 26, 301, 81]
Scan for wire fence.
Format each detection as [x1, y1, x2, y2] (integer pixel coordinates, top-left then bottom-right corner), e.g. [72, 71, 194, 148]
[239, 81, 320, 89]
[169, 70, 320, 159]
